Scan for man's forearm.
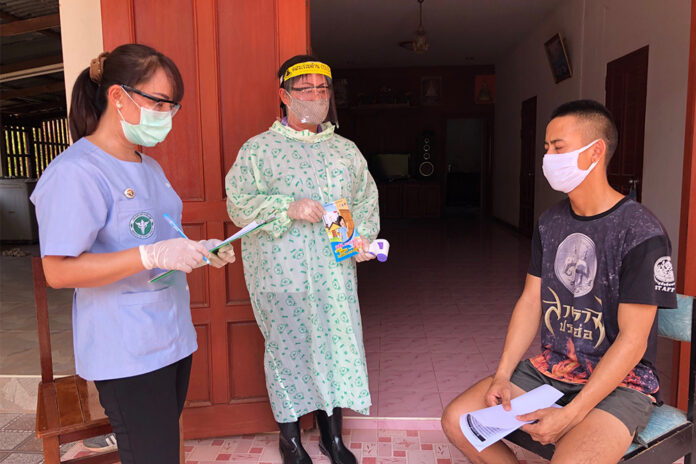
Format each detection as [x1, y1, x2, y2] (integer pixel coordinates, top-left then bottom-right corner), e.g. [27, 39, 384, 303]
[566, 332, 648, 418]
[495, 291, 542, 380]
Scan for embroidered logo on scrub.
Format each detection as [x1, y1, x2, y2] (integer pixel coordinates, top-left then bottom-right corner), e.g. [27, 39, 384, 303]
[654, 256, 676, 292]
[129, 212, 155, 239]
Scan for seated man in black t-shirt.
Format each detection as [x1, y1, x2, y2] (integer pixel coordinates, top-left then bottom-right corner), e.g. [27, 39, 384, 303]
[441, 100, 677, 464]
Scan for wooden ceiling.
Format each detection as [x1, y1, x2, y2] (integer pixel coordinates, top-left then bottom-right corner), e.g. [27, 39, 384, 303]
[1, 0, 65, 121]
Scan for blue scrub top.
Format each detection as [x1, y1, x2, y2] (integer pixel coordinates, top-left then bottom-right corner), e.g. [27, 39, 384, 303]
[30, 138, 197, 381]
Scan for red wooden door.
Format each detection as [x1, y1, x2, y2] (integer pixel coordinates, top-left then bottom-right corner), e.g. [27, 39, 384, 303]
[605, 46, 649, 201]
[100, 0, 310, 438]
[518, 96, 536, 237]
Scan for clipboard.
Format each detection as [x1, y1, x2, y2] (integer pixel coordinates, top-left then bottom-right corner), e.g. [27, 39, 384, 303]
[149, 215, 276, 283]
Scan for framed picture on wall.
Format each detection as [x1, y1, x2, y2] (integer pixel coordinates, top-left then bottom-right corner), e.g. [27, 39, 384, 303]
[421, 76, 442, 105]
[544, 33, 573, 83]
[474, 75, 495, 104]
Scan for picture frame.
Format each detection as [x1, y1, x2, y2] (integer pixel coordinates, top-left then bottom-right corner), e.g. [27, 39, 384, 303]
[544, 33, 573, 83]
[421, 76, 442, 105]
[474, 74, 495, 104]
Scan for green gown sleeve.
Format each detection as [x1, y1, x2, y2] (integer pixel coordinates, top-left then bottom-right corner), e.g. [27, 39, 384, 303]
[349, 143, 380, 242]
[225, 143, 294, 238]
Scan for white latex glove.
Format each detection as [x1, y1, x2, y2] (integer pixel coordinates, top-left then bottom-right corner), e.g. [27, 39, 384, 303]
[353, 237, 375, 263]
[139, 238, 210, 273]
[198, 239, 236, 268]
[287, 198, 325, 223]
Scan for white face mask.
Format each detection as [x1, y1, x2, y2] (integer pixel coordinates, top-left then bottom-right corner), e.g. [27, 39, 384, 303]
[542, 139, 600, 193]
[286, 92, 329, 125]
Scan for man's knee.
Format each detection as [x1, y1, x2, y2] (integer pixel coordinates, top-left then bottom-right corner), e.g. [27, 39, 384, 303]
[441, 398, 462, 441]
[441, 377, 492, 441]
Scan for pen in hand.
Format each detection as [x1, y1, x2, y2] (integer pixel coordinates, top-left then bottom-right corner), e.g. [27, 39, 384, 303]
[163, 213, 210, 264]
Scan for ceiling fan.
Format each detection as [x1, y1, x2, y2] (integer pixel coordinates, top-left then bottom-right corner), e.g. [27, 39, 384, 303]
[399, 0, 429, 53]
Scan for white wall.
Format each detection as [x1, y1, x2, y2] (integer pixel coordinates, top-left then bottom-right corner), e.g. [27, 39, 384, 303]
[580, 0, 690, 261]
[492, 0, 584, 226]
[59, 0, 104, 126]
[492, 0, 691, 262]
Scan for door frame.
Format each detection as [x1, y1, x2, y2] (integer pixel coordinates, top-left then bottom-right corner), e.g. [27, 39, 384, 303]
[518, 96, 537, 238]
[673, 0, 696, 411]
[439, 110, 494, 215]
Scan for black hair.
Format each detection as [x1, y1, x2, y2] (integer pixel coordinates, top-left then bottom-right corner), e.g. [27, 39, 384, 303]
[277, 54, 326, 116]
[69, 43, 184, 141]
[550, 99, 619, 164]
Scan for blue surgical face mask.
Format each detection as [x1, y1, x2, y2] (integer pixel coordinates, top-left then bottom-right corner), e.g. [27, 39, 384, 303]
[117, 91, 172, 147]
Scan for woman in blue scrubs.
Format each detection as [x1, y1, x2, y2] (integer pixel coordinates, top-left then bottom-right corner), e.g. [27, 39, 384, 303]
[30, 44, 235, 464]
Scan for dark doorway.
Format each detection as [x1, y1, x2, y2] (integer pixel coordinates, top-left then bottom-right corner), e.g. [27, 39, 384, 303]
[605, 46, 649, 201]
[444, 118, 487, 213]
[519, 96, 537, 237]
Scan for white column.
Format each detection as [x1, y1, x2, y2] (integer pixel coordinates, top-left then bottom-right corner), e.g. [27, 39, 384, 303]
[59, 0, 104, 133]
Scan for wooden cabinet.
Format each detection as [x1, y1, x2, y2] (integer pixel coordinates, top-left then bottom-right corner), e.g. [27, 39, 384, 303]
[377, 181, 440, 218]
[378, 182, 403, 218]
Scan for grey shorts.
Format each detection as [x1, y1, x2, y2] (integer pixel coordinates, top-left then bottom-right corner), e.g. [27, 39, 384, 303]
[510, 360, 654, 438]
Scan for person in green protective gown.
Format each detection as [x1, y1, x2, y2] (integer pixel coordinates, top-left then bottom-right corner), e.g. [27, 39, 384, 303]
[224, 55, 380, 464]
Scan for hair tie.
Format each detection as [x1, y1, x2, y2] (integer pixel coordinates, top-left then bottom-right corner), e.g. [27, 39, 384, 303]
[89, 51, 110, 83]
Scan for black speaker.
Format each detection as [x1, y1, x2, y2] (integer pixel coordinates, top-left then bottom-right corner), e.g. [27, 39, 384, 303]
[417, 131, 435, 177]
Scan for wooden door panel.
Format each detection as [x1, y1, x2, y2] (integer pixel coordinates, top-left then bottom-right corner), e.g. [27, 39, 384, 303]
[606, 46, 648, 200]
[183, 223, 209, 307]
[224, 222, 251, 303]
[188, 326, 212, 405]
[423, 184, 441, 218]
[132, 0, 205, 201]
[101, 1, 135, 47]
[183, 403, 276, 440]
[277, 0, 311, 61]
[403, 184, 422, 218]
[228, 323, 267, 399]
[218, 0, 279, 174]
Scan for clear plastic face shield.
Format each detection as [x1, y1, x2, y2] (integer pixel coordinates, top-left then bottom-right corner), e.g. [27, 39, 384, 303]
[281, 61, 338, 127]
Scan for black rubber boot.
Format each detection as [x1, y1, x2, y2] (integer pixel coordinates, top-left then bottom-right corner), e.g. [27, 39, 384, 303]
[316, 408, 357, 464]
[278, 421, 313, 464]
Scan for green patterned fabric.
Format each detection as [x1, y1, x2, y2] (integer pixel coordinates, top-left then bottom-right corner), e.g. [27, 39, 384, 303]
[225, 121, 380, 422]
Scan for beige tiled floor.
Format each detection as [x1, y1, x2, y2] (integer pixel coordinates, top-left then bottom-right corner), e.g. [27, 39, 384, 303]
[1, 244, 75, 378]
[0, 412, 73, 463]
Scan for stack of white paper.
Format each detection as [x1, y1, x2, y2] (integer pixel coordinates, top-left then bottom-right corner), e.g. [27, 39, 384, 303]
[459, 384, 563, 452]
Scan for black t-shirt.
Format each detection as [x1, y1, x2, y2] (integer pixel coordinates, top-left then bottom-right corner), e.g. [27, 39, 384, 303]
[528, 197, 677, 398]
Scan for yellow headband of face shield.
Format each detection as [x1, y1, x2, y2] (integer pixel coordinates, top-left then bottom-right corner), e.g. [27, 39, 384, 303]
[281, 61, 332, 83]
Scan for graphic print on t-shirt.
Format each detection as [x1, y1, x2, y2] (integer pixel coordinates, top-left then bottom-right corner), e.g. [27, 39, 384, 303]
[653, 256, 676, 293]
[542, 287, 606, 351]
[553, 233, 597, 297]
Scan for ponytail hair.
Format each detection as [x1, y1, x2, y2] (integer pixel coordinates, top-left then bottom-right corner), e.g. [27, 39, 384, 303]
[69, 44, 184, 141]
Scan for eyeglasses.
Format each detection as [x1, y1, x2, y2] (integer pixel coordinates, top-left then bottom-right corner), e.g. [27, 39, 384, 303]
[121, 84, 181, 115]
[289, 85, 331, 97]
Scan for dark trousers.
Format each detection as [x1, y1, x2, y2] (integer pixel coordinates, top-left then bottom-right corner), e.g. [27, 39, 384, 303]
[94, 355, 192, 464]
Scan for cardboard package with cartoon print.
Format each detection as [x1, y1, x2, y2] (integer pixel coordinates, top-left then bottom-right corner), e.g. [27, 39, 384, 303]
[322, 198, 360, 262]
